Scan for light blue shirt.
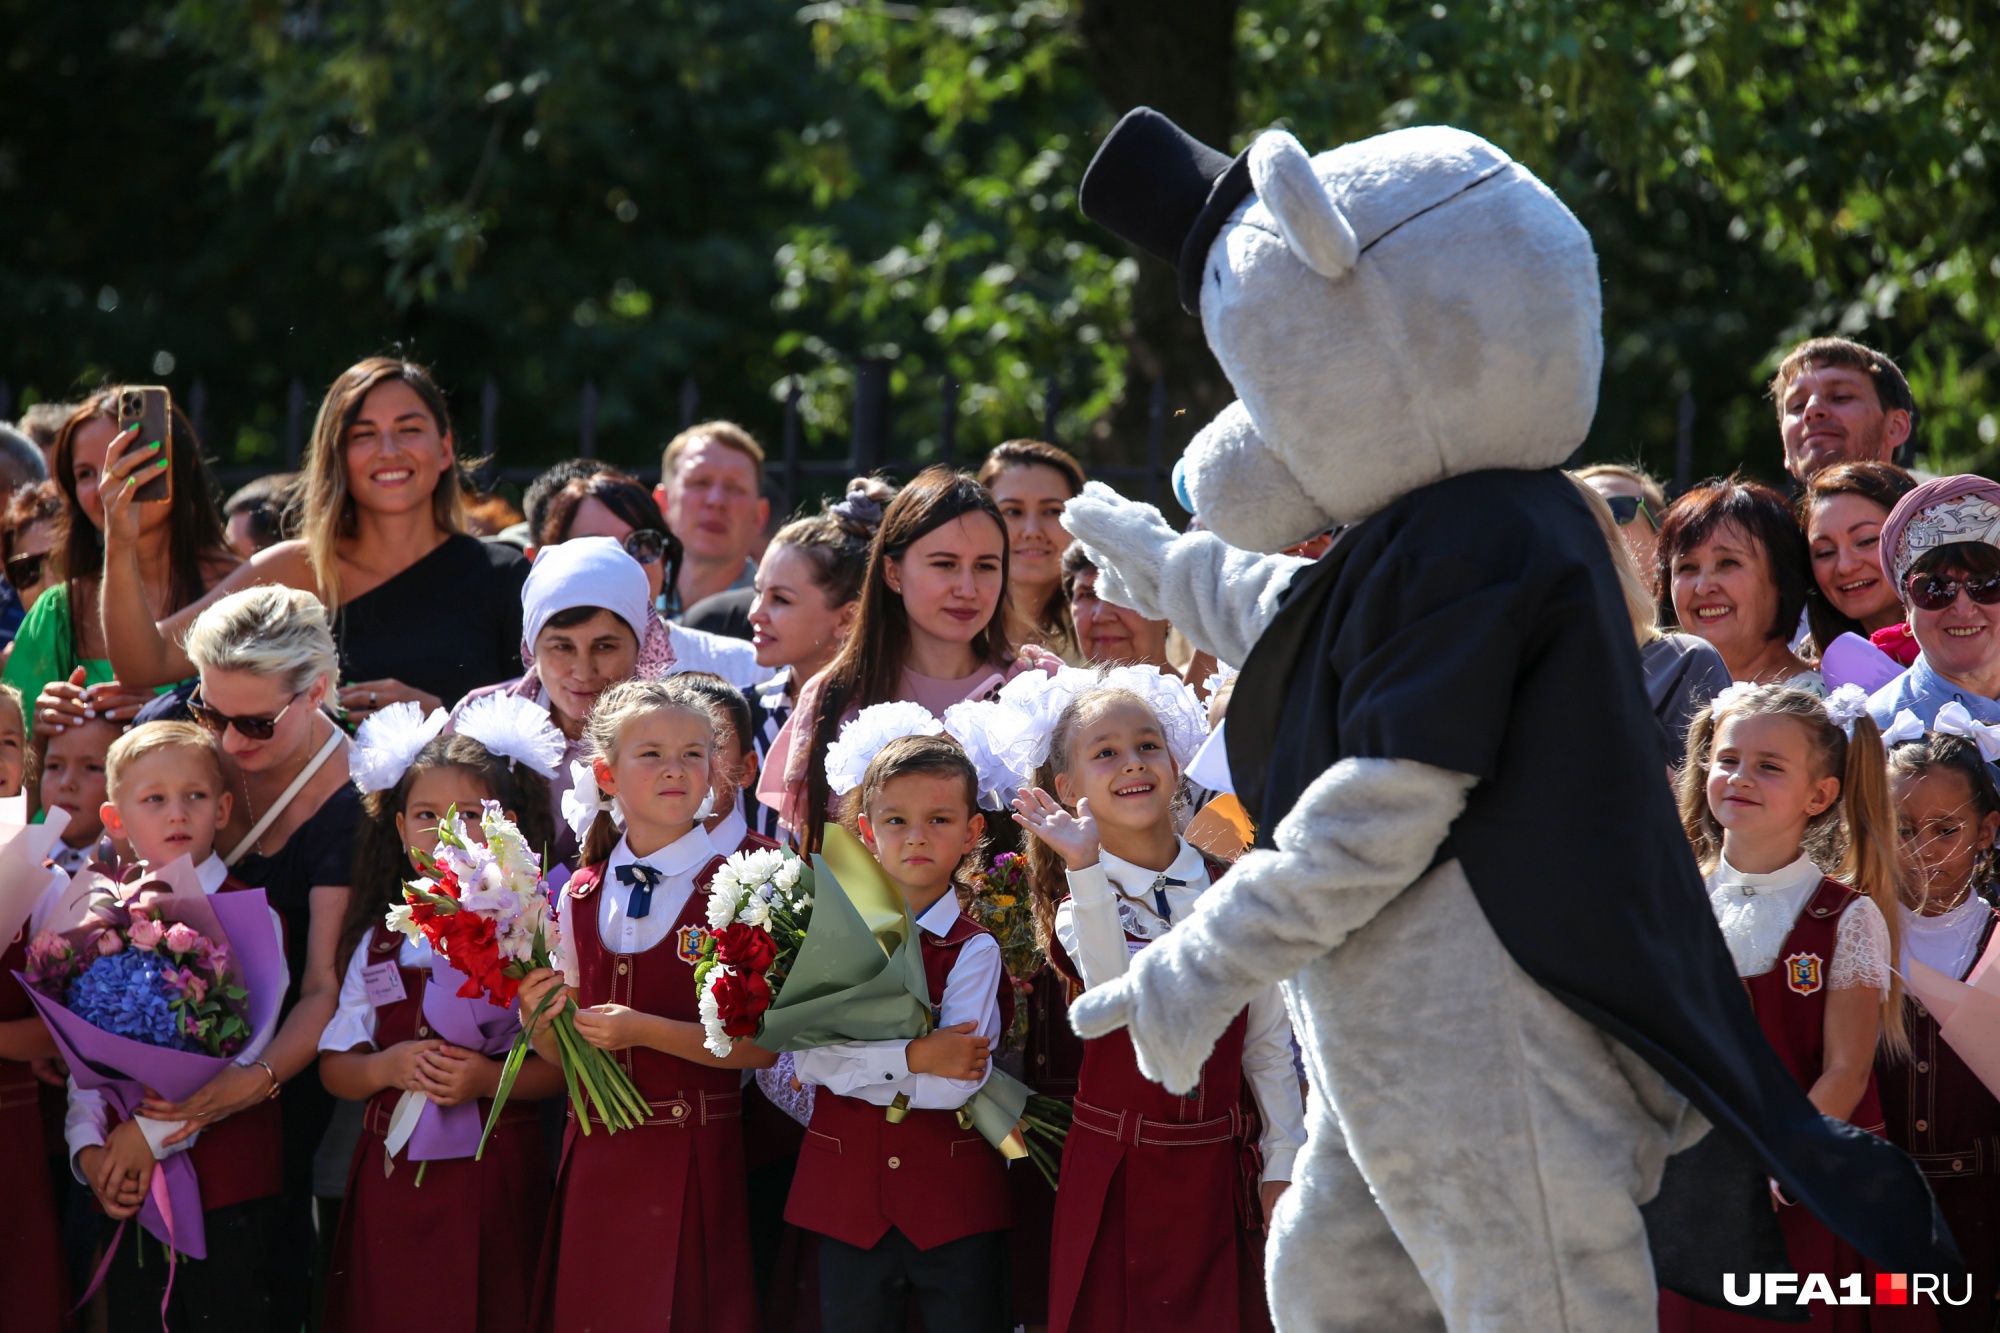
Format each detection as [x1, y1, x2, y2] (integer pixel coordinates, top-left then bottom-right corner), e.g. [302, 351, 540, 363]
[1865, 653, 2000, 731]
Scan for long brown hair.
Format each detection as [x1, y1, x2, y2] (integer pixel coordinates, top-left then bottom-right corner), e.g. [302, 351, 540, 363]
[1676, 684, 1907, 1056]
[297, 358, 470, 607]
[800, 466, 1011, 850]
[50, 391, 231, 663]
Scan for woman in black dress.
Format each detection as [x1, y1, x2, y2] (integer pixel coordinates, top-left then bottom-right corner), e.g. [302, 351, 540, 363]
[130, 583, 360, 1333]
[98, 356, 527, 719]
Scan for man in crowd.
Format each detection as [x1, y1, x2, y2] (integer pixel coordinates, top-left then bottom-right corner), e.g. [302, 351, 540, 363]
[653, 420, 769, 620]
[1770, 335, 1915, 483]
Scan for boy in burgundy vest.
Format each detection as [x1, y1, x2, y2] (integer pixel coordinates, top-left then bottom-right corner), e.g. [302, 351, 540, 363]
[68, 722, 288, 1333]
[787, 736, 1015, 1333]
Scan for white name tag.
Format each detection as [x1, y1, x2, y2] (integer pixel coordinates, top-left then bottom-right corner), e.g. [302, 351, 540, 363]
[361, 961, 408, 1007]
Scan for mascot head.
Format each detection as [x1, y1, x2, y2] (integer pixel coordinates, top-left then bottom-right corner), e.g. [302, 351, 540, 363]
[1081, 109, 1602, 552]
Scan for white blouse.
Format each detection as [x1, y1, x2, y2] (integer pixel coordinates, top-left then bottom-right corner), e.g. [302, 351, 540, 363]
[1706, 853, 1890, 995]
[1898, 894, 1994, 983]
[1054, 839, 1306, 1184]
[319, 932, 433, 1053]
[557, 826, 719, 964]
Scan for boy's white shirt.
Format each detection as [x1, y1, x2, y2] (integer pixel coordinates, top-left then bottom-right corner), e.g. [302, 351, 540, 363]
[1055, 838, 1307, 1183]
[791, 891, 1002, 1111]
[65, 854, 291, 1176]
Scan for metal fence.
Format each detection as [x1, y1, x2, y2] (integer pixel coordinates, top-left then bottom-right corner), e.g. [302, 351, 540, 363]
[2, 362, 1178, 517]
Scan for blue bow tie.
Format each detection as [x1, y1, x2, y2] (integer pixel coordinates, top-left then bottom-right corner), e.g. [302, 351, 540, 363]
[1148, 874, 1186, 925]
[616, 862, 665, 919]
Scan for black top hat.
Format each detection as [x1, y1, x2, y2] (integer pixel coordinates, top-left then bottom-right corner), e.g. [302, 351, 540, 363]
[1079, 107, 1256, 315]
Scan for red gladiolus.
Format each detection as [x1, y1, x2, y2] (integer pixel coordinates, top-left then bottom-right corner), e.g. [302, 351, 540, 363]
[1870, 621, 1920, 667]
[713, 923, 777, 975]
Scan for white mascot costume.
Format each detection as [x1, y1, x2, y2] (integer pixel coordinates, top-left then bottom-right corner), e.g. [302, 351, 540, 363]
[1061, 108, 1955, 1332]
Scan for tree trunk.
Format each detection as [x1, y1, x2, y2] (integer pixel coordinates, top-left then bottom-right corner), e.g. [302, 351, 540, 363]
[1076, 0, 1240, 496]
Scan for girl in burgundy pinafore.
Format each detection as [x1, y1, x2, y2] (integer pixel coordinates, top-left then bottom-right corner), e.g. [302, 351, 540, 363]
[320, 924, 552, 1333]
[1012, 681, 1305, 1333]
[1661, 685, 1917, 1333]
[1879, 731, 2000, 1332]
[1, 899, 69, 1333]
[527, 681, 764, 1333]
[320, 696, 571, 1333]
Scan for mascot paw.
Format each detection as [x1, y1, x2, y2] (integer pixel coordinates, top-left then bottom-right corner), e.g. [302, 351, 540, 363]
[1061, 481, 1173, 562]
[1067, 979, 1136, 1040]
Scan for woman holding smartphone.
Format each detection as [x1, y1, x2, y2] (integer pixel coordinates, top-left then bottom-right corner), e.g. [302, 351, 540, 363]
[95, 357, 528, 723]
[4, 390, 238, 735]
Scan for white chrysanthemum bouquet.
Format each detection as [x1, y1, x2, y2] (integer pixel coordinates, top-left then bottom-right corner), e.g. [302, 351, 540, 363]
[693, 847, 815, 1058]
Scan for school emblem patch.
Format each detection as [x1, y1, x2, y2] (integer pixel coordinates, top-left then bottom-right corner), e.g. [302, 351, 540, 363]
[676, 925, 709, 965]
[1784, 952, 1823, 996]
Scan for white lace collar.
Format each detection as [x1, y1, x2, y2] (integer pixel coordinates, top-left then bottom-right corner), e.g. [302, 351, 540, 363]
[1707, 852, 1822, 977]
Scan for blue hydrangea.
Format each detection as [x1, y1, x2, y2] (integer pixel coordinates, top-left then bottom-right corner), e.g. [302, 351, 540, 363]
[66, 951, 190, 1051]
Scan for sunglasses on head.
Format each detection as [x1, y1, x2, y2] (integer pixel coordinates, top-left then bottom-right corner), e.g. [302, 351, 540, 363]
[621, 529, 667, 566]
[1604, 495, 1653, 528]
[1905, 572, 2000, 613]
[4, 552, 46, 589]
[188, 688, 304, 741]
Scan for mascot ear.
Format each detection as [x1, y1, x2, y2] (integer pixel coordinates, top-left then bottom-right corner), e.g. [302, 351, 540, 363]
[1248, 131, 1358, 279]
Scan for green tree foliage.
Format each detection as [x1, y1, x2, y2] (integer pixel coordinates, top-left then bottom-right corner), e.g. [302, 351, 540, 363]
[1, 0, 1995, 491]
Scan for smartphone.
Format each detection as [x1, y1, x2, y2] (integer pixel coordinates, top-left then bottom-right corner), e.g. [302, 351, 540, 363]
[115, 386, 173, 505]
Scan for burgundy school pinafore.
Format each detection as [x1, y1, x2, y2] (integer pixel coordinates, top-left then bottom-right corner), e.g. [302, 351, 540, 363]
[0, 926, 68, 1333]
[785, 912, 1015, 1251]
[1046, 859, 1270, 1333]
[323, 924, 551, 1333]
[1876, 907, 2000, 1333]
[1661, 879, 1920, 1333]
[533, 858, 758, 1333]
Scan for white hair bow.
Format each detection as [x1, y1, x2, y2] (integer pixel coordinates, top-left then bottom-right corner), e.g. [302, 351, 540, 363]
[824, 702, 945, 797]
[351, 702, 448, 794]
[1820, 683, 1872, 736]
[455, 693, 567, 778]
[1883, 701, 2000, 762]
[561, 758, 624, 842]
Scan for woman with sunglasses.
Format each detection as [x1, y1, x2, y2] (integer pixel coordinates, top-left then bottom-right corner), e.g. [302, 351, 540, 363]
[4, 394, 241, 739]
[1576, 463, 1665, 573]
[1800, 461, 1916, 656]
[536, 471, 764, 688]
[1865, 476, 2000, 731]
[92, 358, 528, 728]
[0, 479, 60, 621]
[1654, 476, 1822, 691]
[134, 584, 359, 1333]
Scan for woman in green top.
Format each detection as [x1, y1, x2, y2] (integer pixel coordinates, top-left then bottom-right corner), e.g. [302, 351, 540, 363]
[5, 391, 237, 733]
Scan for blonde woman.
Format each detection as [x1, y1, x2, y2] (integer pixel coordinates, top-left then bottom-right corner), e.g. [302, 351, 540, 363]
[132, 585, 360, 1333]
[98, 357, 528, 722]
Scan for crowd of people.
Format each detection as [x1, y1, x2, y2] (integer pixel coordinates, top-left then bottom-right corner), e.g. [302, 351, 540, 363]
[0, 330, 1996, 1333]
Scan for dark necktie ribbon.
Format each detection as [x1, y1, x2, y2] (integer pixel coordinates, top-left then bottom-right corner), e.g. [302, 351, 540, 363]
[616, 862, 665, 919]
[1148, 873, 1186, 925]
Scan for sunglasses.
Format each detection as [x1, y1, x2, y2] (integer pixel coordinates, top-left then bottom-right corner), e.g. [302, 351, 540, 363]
[622, 529, 667, 566]
[4, 552, 46, 589]
[1604, 495, 1653, 528]
[188, 688, 304, 741]
[1905, 572, 2000, 613]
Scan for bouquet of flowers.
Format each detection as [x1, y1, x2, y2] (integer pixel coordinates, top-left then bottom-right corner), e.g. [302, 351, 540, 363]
[692, 827, 1071, 1185]
[965, 850, 1043, 1061]
[392, 802, 648, 1154]
[12, 855, 286, 1263]
[24, 902, 250, 1057]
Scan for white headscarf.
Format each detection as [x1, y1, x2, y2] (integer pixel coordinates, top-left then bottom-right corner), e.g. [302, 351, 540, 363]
[522, 536, 652, 652]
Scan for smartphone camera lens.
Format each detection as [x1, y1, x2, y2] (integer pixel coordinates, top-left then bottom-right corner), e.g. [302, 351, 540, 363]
[122, 394, 141, 415]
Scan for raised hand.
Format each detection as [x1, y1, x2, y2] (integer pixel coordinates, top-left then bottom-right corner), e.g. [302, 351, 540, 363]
[1011, 786, 1100, 872]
